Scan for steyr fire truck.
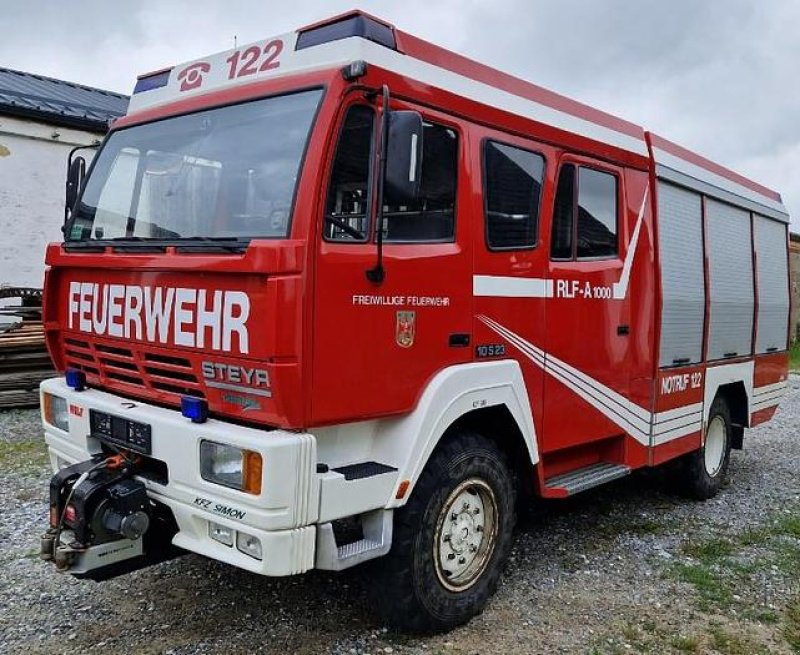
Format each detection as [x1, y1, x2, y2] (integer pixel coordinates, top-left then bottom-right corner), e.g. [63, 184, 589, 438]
[38, 11, 790, 632]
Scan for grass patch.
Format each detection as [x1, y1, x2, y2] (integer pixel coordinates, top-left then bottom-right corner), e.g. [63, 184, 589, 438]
[0, 439, 49, 473]
[672, 562, 733, 609]
[775, 514, 800, 539]
[790, 341, 800, 371]
[786, 597, 800, 653]
[710, 627, 770, 655]
[681, 537, 735, 563]
[670, 634, 701, 653]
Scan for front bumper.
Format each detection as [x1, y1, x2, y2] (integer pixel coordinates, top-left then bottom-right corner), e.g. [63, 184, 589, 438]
[40, 378, 318, 576]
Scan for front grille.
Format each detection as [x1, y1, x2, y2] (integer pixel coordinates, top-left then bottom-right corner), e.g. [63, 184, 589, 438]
[63, 337, 204, 401]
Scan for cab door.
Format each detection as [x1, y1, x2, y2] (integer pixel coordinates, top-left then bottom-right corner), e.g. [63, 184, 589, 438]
[542, 156, 633, 452]
[471, 132, 552, 443]
[310, 98, 472, 425]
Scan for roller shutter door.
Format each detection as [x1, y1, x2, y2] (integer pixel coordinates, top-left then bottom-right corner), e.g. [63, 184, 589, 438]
[754, 215, 789, 353]
[706, 198, 754, 360]
[657, 182, 705, 367]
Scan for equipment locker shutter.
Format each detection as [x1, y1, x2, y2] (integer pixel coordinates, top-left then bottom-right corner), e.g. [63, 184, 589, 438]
[754, 215, 789, 353]
[706, 198, 754, 360]
[657, 182, 705, 367]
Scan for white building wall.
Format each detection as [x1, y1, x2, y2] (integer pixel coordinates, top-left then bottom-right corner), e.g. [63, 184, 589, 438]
[0, 114, 100, 290]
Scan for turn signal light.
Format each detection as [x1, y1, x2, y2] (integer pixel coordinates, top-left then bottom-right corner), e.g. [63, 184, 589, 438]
[243, 451, 263, 495]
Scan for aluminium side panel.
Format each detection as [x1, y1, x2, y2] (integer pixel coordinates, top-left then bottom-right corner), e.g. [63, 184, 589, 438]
[705, 198, 755, 360]
[657, 182, 705, 367]
[754, 215, 790, 353]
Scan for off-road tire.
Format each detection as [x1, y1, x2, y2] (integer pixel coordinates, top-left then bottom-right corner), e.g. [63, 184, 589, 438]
[371, 432, 516, 633]
[676, 395, 732, 500]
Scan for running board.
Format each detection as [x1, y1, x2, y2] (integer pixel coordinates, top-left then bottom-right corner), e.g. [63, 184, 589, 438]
[544, 462, 631, 498]
[315, 509, 393, 571]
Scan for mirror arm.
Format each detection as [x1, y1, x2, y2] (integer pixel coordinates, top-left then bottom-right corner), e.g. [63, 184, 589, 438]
[63, 143, 99, 229]
[366, 85, 390, 284]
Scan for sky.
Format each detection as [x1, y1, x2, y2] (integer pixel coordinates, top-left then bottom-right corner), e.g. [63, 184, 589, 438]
[3, 0, 797, 222]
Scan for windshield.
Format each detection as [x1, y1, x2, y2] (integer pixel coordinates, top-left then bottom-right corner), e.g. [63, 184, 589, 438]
[68, 89, 323, 243]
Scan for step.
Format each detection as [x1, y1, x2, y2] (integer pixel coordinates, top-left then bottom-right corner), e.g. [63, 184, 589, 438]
[544, 462, 631, 497]
[315, 509, 393, 571]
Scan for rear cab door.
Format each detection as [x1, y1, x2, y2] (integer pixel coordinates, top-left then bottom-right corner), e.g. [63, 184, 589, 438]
[542, 155, 641, 453]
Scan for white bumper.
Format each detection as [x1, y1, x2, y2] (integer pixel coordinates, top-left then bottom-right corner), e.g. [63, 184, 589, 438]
[40, 378, 321, 576]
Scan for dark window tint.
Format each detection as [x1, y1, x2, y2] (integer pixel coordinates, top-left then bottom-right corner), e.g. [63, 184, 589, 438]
[484, 141, 545, 249]
[550, 164, 575, 259]
[382, 122, 457, 242]
[577, 167, 618, 258]
[324, 105, 374, 242]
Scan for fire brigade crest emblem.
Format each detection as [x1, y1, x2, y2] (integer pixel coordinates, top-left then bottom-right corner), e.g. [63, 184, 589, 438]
[395, 311, 416, 348]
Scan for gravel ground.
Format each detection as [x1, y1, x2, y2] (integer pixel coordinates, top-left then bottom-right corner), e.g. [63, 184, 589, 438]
[1, 379, 799, 655]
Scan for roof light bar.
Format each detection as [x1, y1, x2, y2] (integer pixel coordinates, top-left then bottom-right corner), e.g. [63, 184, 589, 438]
[296, 13, 396, 51]
[133, 69, 172, 94]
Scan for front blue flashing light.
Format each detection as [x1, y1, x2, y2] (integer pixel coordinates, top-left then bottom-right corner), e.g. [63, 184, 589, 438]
[65, 368, 86, 392]
[181, 396, 209, 424]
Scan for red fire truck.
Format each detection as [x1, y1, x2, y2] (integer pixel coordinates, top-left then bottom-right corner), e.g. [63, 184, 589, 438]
[39, 11, 790, 632]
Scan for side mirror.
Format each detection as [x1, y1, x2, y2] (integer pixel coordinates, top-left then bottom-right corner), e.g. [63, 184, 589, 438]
[65, 156, 86, 218]
[384, 110, 423, 205]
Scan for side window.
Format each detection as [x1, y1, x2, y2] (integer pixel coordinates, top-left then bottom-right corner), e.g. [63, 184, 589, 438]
[549, 163, 619, 260]
[550, 164, 575, 259]
[483, 141, 545, 249]
[577, 167, 618, 258]
[382, 122, 458, 242]
[324, 105, 374, 242]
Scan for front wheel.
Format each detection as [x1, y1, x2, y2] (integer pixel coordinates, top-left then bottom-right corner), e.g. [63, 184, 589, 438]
[676, 395, 732, 500]
[371, 432, 516, 633]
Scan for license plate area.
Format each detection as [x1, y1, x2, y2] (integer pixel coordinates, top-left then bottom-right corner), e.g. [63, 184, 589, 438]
[90, 410, 152, 455]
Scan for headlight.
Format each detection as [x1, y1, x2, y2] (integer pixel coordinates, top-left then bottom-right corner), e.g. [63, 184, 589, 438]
[43, 393, 69, 431]
[199, 440, 262, 494]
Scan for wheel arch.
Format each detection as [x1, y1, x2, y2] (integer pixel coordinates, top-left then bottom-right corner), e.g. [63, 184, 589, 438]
[703, 361, 753, 450]
[439, 404, 538, 500]
[378, 360, 538, 509]
[712, 381, 749, 449]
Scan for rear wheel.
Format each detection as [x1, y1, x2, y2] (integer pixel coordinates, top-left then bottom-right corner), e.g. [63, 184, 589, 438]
[677, 395, 732, 500]
[371, 432, 516, 633]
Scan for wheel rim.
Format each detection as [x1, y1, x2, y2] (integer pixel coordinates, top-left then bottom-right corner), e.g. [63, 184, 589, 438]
[704, 415, 727, 477]
[433, 478, 498, 592]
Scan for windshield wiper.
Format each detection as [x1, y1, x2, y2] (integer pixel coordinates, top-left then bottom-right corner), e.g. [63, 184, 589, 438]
[65, 235, 248, 253]
[172, 237, 248, 252]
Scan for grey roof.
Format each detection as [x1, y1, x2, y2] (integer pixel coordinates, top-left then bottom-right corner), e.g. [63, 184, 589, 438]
[0, 67, 129, 132]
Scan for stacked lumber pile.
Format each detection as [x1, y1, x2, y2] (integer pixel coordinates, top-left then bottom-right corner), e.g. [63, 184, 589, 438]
[0, 288, 55, 409]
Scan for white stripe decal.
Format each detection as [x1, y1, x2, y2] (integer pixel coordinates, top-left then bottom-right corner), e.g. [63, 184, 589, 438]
[473, 276, 553, 298]
[476, 189, 648, 302]
[361, 41, 650, 157]
[478, 316, 650, 446]
[753, 381, 788, 397]
[612, 187, 649, 300]
[478, 316, 712, 448]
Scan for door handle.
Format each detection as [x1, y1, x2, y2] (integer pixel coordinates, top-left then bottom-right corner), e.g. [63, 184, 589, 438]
[617, 325, 630, 336]
[449, 333, 470, 348]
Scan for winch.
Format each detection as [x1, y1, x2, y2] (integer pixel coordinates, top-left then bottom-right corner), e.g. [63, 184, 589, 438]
[40, 453, 181, 580]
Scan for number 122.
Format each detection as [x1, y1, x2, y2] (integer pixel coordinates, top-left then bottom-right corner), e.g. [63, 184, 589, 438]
[226, 40, 283, 79]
